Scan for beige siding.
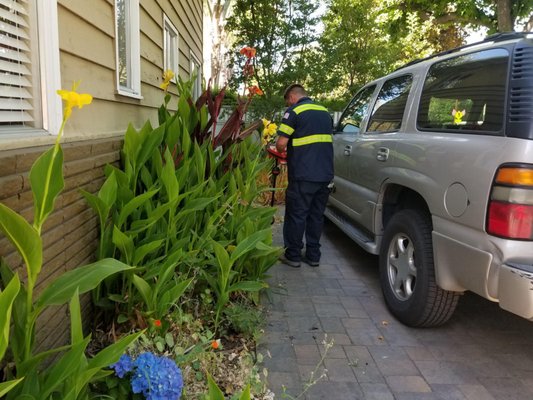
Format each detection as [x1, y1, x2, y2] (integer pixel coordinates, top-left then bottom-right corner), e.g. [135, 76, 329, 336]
[56, 0, 203, 138]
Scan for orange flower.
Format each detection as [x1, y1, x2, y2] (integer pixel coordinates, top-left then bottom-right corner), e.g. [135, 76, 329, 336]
[153, 319, 162, 328]
[211, 339, 221, 349]
[240, 46, 256, 58]
[247, 85, 263, 96]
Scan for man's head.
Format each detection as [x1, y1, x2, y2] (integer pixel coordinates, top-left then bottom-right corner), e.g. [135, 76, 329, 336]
[283, 84, 307, 106]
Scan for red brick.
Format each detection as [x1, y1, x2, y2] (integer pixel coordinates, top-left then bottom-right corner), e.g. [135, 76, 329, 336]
[93, 151, 121, 168]
[0, 153, 17, 177]
[1, 189, 34, 213]
[15, 147, 50, 172]
[64, 157, 96, 178]
[0, 175, 24, 200]
[62, 142, 93, 163]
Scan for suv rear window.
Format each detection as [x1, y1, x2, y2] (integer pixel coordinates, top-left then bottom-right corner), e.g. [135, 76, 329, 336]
[417, 48, 510, 134]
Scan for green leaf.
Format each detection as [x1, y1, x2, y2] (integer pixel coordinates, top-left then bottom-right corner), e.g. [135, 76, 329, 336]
[239, 384, 251, 400]
[41, 336, 90, 398]
[0, 378, 24, 397]
[80, 190, 107, 227]
[36, 258, 133, 307]
[98, 170, 118, 207]
[0, 272, 19, 361]
[228, 281, 266, 293]
[132, 239, 164, 265]
[161, 148, 179, 202]
[136, 124, 165, 171]
[157, 278, 192, 317]
[117, 189, 159, 228]
[132, 274, 153, 310]
[69, 288, 83, 344]
[230, 228, 271, 263]
[31, 144, 64, 231]
[0, 203, 42, 286]
[207, 374, 225, 400]
[112, 225, 135, 264]
[83, 331, 142, 384]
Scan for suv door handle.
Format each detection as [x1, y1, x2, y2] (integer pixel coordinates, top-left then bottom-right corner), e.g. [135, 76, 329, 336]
[344, 145, 352, 156]
[376, 147, 389, 161]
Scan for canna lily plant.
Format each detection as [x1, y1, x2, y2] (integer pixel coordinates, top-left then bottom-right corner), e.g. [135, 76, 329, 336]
[0, 82, 141, 399]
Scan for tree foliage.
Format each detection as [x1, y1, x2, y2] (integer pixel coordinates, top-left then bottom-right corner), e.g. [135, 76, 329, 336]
[225, 0, 320, 98]
[224, 0, 533, 113]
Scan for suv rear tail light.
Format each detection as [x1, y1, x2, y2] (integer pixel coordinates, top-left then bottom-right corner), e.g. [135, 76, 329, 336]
[487, 164, 533, 240]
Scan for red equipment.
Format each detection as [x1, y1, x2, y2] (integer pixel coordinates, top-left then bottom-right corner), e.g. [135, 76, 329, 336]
[266, 145, 287, 207]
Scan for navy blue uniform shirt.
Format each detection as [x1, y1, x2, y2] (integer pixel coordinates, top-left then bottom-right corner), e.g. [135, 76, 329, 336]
[277, 97, 334, 182]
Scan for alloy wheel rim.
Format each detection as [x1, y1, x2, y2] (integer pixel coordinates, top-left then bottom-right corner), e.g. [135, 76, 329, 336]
[387, 233, 417, 301]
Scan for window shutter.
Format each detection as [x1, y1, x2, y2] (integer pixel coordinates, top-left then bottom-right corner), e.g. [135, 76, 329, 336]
[0, 0, 34, 126]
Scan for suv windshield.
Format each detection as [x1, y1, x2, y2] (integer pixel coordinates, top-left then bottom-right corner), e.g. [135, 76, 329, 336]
[417, 48, 510, 134]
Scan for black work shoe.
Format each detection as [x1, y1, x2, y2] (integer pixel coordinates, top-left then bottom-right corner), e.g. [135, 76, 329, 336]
[279, 254, 301, 268]
[303, 256, 319, 267]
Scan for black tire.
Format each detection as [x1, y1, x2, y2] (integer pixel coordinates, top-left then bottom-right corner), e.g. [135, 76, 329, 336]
[379, 209, 460, 327]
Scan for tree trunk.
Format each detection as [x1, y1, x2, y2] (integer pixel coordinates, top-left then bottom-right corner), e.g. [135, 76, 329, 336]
[496, 0, 514, 32]
[526, 14, 533, 31]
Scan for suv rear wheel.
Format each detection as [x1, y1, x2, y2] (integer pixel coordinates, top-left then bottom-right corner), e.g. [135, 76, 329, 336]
[379, 209, 460, 327]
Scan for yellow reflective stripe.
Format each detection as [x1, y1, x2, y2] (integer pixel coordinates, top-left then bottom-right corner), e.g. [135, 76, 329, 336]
[292, 134, 332, 147]
[293, 104, 328, 114]
[278, 123, 295, 135]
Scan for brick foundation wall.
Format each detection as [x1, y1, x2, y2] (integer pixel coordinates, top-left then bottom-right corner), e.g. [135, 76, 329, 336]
[0, 137, 122, 351]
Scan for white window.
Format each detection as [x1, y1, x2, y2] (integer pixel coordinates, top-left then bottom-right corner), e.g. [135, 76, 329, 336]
[0, 0, 62, 134]
[115, 0, 141, 98]
[163, 15, 179, 76]
[190, 51, 202, 100]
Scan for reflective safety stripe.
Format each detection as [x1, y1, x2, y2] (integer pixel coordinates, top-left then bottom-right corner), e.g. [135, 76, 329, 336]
[279, 123, 295, 135]
[293, 104, 329, 114]
[292, 134, 332, 147]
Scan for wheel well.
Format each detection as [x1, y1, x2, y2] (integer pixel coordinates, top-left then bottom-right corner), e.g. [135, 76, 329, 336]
[381, 185, 431, 230]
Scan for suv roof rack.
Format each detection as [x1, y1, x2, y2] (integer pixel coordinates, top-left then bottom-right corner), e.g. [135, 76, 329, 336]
[395, 31, 532, 71]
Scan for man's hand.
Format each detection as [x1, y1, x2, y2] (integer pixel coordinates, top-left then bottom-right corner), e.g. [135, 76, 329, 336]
[276, 136, 289, 153]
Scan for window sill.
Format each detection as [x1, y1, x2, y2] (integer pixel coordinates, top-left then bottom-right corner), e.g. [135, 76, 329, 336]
[116, 89, 143, 100]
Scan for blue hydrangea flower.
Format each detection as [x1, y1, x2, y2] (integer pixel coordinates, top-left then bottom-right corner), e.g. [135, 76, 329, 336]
[111, 352, 183, 400]
[111, 354, 134, 378]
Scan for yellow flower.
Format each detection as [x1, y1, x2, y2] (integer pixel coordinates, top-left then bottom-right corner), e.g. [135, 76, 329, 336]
[160, 69, 175, 91]
[261, 119, 278, 145]
[56, 83, 93, 120]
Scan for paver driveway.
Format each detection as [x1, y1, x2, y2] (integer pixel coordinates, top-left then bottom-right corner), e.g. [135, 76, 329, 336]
[260, 218, 533, 400]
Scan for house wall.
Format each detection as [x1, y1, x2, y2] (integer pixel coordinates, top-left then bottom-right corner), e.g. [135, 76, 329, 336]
[0, 137, 122, 350]
[56, 0, 203, 139]
[0, 0, 203, 349]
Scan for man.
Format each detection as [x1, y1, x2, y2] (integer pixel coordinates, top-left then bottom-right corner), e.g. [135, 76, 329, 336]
[276, 84, 334, 268]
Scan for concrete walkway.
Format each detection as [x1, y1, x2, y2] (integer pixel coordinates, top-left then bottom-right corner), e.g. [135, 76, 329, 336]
[259, 217, 533, 400]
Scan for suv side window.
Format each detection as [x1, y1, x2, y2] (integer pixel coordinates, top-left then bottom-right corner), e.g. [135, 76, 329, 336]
[368, 75, 413, 133]
[417, 48, 509, 134]
[337, 85, 376, 133]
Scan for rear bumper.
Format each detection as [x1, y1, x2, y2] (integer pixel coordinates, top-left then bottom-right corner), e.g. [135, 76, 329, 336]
[499, 263, 533, 320]
[433, 230, 533, 320]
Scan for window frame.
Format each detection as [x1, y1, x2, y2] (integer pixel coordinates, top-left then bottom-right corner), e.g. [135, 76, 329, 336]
[189, 50, 202, 100]
[115, 0, 142, 99]
[163, 14, 179, 78]
[0, 0, 62, 136]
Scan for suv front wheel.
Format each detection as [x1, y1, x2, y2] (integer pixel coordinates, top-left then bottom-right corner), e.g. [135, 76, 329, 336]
[379, 209, 460, 327]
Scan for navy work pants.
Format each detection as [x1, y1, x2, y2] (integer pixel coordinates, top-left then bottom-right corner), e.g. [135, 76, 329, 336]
[283, 180, 330, 262]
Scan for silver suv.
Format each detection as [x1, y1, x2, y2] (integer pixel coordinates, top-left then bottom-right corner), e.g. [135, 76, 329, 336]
[326, 32, 533, 327]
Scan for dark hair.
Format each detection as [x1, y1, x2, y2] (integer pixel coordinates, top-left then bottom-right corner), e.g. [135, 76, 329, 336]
[283, 83, 306, 99]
